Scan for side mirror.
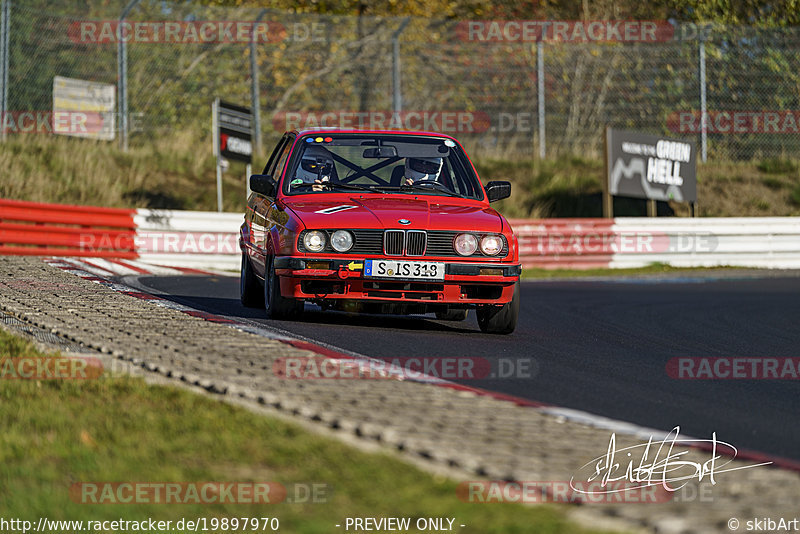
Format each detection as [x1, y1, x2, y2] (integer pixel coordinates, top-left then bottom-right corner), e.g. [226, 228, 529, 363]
[250, 174, 277, 197]
[485, 181, 511, 202]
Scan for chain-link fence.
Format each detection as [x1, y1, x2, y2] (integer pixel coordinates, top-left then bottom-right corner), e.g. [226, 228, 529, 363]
[2, 0, 800, 162]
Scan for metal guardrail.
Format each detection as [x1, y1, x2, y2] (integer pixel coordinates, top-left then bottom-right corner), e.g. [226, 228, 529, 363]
[514, 217, 800, 269]
[609, 217, 800, 269]
[3, 199, 800, 270]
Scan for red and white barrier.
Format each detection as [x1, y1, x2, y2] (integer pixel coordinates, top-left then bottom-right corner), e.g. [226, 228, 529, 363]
[510, 218, 615, 269]
[0, 199, 137, 258]
[0, 199, 239, 272]
[3, 198, 800, 271]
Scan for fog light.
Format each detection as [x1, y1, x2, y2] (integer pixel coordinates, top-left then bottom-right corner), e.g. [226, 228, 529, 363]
[306, 261, 331, 269]
[479, 268, 503, 276]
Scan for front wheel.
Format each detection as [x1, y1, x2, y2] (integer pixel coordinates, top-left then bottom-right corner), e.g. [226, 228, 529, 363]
[264, 255, 303, 320]
[476, 282, 519, 334]
[240, 254, 264, 308]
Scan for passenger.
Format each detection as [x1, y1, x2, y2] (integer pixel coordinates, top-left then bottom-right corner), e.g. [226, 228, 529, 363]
[403, 157, 442, 186]
[291, 145, 335, 191]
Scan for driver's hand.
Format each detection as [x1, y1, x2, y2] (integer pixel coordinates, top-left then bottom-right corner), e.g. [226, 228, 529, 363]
[404, 178, 414, 186]
[312, 179, 324, 192]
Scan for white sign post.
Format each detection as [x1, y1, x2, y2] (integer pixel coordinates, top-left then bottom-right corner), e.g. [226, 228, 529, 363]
[52, 76, 115, 141]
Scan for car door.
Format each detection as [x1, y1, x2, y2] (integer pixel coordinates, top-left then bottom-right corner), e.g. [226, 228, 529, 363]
[247, 133, 295, 273]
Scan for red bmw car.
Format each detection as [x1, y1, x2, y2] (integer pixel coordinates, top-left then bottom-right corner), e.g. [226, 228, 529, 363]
[239, 129, 520, 334]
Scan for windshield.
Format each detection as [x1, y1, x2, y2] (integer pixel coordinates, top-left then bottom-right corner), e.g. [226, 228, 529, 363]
[282, 134, 484, 200]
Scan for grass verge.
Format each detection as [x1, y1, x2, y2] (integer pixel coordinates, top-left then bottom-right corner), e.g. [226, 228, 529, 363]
[0, 328, 620, 534]
[0, 132, 247, 212]
[2, 133, 800, 218]
[474, 155, 800, 218]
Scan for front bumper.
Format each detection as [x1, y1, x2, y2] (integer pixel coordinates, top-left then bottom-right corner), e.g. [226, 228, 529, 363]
[274, 257, 520, 305]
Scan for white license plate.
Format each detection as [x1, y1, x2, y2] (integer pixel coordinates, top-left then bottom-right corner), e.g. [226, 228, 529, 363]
[364, 260, 445, 281]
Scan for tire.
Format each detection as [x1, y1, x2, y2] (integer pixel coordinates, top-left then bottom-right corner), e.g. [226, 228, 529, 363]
[264, 254, 302, 320]
[476, 281, 519, 334]
[240, 254, 264, 308]
[435, 308, 469, 321]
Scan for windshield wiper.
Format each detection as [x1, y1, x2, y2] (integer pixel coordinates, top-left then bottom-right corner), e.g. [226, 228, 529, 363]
[398, 182, 463, 197]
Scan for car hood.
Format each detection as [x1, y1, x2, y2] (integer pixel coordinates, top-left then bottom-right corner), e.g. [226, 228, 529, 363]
[283, 196, 504, 232]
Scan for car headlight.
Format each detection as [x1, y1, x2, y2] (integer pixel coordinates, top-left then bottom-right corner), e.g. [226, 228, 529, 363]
[330, 230, 354, 252]
[303, 230, 326, 252]
[480, 234, 503, 256]
[454, 233, 478, 256]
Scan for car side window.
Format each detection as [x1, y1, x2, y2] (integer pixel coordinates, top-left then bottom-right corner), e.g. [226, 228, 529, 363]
[269, 138, 293, 183]
[262, 136, 287, 175]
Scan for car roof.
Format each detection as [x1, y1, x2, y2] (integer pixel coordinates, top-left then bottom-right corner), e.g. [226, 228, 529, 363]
[291, 128, 459, 141]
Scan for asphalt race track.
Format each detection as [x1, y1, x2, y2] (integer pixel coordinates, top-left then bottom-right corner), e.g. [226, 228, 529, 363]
[131, 273, 800, 462]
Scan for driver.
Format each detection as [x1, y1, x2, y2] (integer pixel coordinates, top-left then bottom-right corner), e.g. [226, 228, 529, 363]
[404, 157, 442, 186]
[291, 145, 335, 191]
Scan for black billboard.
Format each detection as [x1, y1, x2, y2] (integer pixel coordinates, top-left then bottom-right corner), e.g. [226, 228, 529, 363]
[215, 100, 253, 164]
[606, 128, 697, 203]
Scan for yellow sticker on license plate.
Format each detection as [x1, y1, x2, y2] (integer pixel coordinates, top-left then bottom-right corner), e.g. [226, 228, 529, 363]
[364, 260, 445, 280]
